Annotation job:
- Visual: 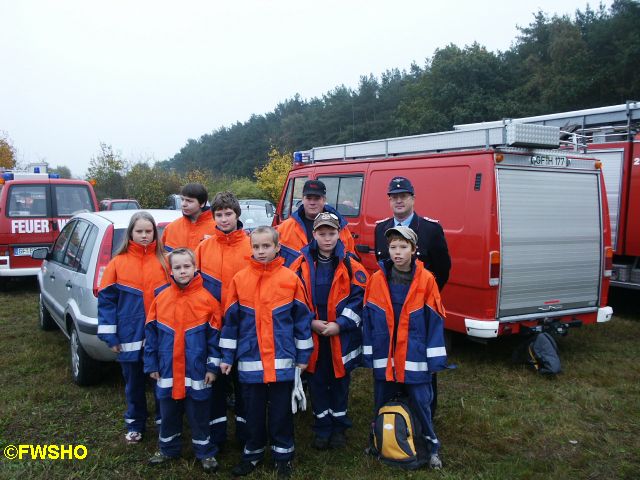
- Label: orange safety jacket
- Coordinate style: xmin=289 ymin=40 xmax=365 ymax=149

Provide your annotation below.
xmin=195 ymin=226 xmax=251 ymax=305
xmin=363 ymin=259 xmax=447 ymax=384
xmin=220 ymin=256 xmax=314 ymax=384
xmin=98 ymin=241 xmax=169 ymax=362
xmin=277 ymin=204 xmax=356 ymax=266
xmin=162 ymin=208 xmax=217 ymax=252
xmin=144 ymin=274 xmax=222 ymax=400
xmin=290 ymin=240 xmax=368 ymax=377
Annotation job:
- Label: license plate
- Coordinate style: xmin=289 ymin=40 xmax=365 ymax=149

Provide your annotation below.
xmin=530 ymin=154 xmax=569 ymax=167
xmin=14 ymin=247 xmax=37 ymax=256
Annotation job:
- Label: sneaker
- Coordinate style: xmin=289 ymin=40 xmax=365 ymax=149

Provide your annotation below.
xmin=201 ymin=456 xmax=219 ymax=473
xmin=148 ymin=451 xmax=175 ymax=466
xmin=124 ymin=431 xmax=142 ymax=444
xmin=429 ymin=453 xmax=443 ymax=470
xmin=231 ymin=459 xmax=262 ymax=476
xmin=329 ymin=431 xmax=346 ymax=449
xmin=311 ymin=435 xmax=330 ymax=450
xmin=275 ymin=460 xmax=293 ymax=479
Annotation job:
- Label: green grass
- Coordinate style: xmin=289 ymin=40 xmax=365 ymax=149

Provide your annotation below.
xmin=1 ymin=279 xmax=639 ymax=479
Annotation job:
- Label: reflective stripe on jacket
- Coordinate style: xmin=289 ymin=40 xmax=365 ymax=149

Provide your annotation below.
xmin=97 ymin=241 xmax=169 ymax=362
xmin=220 ymin=256 xmax=314 ymax=384
xmin=195 ymin=225 xmax=251 ymax=305
xmin=362 ymin=259 xmax=447 ymax=384
xmin=144 ymin=274 xmax=222 ymax=401
xmin=162 ymin=208 xmax=216 ymax=252
xmin=289 ymin=240 xmax=367 ymax=377
xmin=277 ymin=204 xmax=356 ymax=267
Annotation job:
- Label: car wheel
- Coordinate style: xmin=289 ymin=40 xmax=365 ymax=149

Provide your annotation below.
xmin=69 ymin=324 xmax=99 ymax=386
xmin=38 ymin=294 xmax=57 ymax=331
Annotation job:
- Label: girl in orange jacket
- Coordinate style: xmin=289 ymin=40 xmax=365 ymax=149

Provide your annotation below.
xmin=98 ymin=211 xmax=169 ymax=443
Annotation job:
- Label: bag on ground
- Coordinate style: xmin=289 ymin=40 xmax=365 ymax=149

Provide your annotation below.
xmin=370 ymin=398 xmax=429 ymax=470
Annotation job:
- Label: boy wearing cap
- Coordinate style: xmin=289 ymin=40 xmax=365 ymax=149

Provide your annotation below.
xmin=277 ymin=179 xmax=356 ymax=266
xmin=290 ymin=212 xmax=368 ymax=450
xmin=163 ymin=183 xmax=217 ymax=252
xmin=363 ymin=226 xmax=447 ymax=469
xmin=219 ymin=226 xmax=314 ymax=479
xmin=195 ymin=191 xmax=252 ymax=450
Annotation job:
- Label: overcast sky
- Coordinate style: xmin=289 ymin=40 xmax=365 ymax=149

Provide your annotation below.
xmin=1 ymin=0 xmax=609 ymax=176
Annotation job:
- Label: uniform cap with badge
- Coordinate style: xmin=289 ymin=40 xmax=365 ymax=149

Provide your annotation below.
xmin=387 ymin=176 xmax=414 ymax=195
xmin=313 ymin=212 xmax=340 ymax=230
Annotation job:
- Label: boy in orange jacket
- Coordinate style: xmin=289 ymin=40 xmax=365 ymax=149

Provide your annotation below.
xmin=195 ymin=191 xmax=252 ymax=448
xmin=219 ymin=226 xmax=314 ymax=479
xmin=144 ymin=248 xmax=222 ymax=473
xmin=162 ymin=183 xmax=216 ymax=252
xmin=289 ymin=212 xmax=368 ymax=450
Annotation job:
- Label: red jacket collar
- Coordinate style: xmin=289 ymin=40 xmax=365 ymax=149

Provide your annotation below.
xmin=214 ymin=226 xmax=247 ymax=245
xmin=248 ymin=255 xmax=285 ymax=273
xmin=169 ymin=272 xmax=204 ymax=293
xmin=127 ymin=240 xmax=157 ymax=257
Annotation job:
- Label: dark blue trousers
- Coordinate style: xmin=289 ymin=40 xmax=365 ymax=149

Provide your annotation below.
xmin=120 ymin=361 xmax=148 ymax=433
xmin=210 ymin=367 xmax=248 ymax=446
xmin=307 ymin=340 xmax=352 ymax=439
xmin=158 ymin=397 xmax=217 ymax=459
xmin=241 ymin=381 xmax=294 ymax=462
xmin=374 ymin=379 xmax=440 ymax=453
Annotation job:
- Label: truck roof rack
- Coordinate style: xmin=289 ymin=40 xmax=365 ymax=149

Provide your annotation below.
xmin=454 ymin=101 xmax=640 ymax=148
xmin=294 ymin=123 xmax=560 ymax=164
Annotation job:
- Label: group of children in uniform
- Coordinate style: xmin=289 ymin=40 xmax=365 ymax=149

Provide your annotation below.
xmin=97 ymin=180 xmax=447 ymax=478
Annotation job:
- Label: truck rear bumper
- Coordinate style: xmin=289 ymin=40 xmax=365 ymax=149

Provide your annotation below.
xmin=597 ymin=306 xmax=613 ymax=323
xmin=464 ymin=319 xmax=499 ymax=338
xmin=0 ymin=262 xmax=40 ymax=277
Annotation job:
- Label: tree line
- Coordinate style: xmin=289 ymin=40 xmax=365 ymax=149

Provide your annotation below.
xmin=161 ymin=0 xmax=640 ymax=178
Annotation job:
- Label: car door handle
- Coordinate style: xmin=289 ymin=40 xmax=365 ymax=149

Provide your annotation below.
xmin=65 ymin=280 xmax=73 ymax=289
xmin=356 ymin=244 xmax=371 ymax=253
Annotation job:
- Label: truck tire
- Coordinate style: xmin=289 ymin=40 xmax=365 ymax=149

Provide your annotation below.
xmin=69 ymin=324 xmax=99 ymax=386
xmin=39 ymin=294 xmax=57 ymax=331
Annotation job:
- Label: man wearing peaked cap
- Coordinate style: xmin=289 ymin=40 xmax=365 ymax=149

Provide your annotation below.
xmin=277 ymin=179 xmax=357 ymax=267
xmin=374 ymin=176 xmax=450 ymax=290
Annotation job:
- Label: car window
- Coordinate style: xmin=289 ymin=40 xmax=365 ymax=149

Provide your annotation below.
xmin=53 ymin=185 xmax=95 ymax=216
xmin=50 ymin=220 xmax=77 ymax=264
xmin=7 ymin=184 xmax=48 ymax=217
xmin=240 ymin=205 xmax=274 ymax=228
xmin=111 ymin=228 xmax=127 ymax=256
xmin=62 ymin=220 xmax=90 ymax=270
xmin=317 ymin=175 xmax=364 ymax=217
xmin=281 ymin=176 xmax=308 ymax=220
xmin=111 ymin=202 xmax=136 ymax=210
xmin=77 ymin=225 xmax=98 ymax=273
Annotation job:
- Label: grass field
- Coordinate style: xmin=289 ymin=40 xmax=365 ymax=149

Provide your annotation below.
xmin=1 ymin=279 xmax=638 ymax=480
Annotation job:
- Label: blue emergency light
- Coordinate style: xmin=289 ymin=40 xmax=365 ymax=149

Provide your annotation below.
xmin=34 ymin=167 xmax=40 ymax=173
xmin=293 ymin=150 xmax=311 ymax=165
xmin=2 ymin=173 xmax=14 ymax=181
xmin=49 ymin=173 xmax=60 ymax=179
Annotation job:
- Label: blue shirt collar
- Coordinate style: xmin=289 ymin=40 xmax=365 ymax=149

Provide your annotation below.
xmin=393 ymin=212 xmax=415 ymax=227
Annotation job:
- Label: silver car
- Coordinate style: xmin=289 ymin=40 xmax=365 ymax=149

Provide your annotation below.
xmin=33 ymin=209 xmax=181 ymax=386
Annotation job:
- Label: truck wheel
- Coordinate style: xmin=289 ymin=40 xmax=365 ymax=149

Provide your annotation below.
xmin=39 ymin=294 xmax=57 ymax=331
xmin=444 ymin=330 xmax=453 ymax=354
xmin=69 ymin=324 xmax=99 ymax=386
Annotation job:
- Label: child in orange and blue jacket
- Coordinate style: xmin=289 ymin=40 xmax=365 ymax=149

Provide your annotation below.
xmin=98 ymin=211 xmax=169 ymax=443
xmin=219 ymin=226 xmax=314 ymax=479
xmin=362 ymin=226 xmax=447 ymax=470
xmin=195 ymin=191 xmax=252 ymax=448
xmin=162 ymin=183 xmax=217 ymax=252
xmin=289 ymin=212 xmax=368 ymax=450
xmin=144 ymin=248 xmax=222 ymax=473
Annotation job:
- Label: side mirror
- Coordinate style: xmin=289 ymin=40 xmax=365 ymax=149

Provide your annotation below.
xmin=31 ymin=247 xmax=49 ymax=260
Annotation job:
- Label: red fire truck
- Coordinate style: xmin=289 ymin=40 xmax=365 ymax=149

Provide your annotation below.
xmin=0 ymin=164 xmax=98 ymax=278
xmin=456 ymin=102 xmax=640 ymax=289
xmin=275 ymin=123 xmax=613 ymax=339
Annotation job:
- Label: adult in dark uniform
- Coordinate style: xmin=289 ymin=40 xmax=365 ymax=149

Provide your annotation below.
xmin=374 ymin=177 xmax=450 ymax=290
xmin=374 ymin=176 xmax=451 ymax=418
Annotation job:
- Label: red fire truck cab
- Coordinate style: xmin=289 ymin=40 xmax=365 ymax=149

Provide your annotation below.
xmin=275 ymin=123 xmax=613 ymax=339
xmin=0 ymin=165 xmax=98 ymax=278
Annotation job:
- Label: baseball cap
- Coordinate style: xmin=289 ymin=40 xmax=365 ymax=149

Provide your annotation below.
xmin=313 ymin=212 xmax=340 ymax=230
xmin=303 ymin=179 xmax=326 ymax=196
xmin=385 ymin=226 xmax=418 ymax=246
xmin=387 ymin=176 xmax=414 ymax=195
